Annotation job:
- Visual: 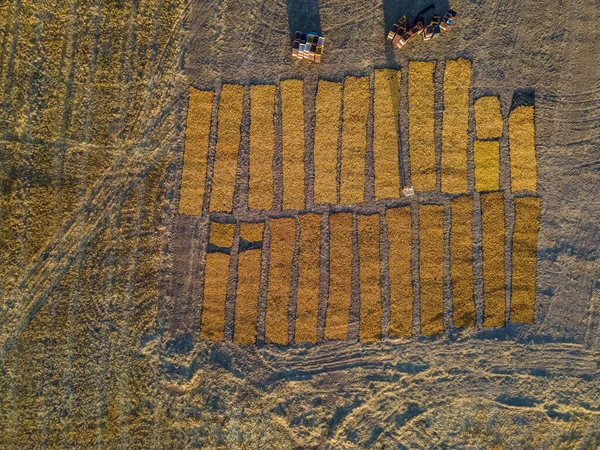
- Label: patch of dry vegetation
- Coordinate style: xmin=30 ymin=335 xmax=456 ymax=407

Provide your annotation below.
xmin=450 ymin=196 xmax=475 ymax=328
xmin=474 ymin=96 xmax=503 ymax=139
xmin=358 ymin=214 xmax=382 ymax=342
xmin=509 ymin=106 xmax=537 ymax=192
xmin=474 ymin=140 xmax=500 ymax=191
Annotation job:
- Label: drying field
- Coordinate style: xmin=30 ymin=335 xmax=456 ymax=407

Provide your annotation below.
xmin=0 ymin=0 xmax=599 ymax=448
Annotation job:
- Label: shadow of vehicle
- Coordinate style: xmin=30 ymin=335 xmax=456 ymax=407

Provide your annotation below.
xmin=286 ymin=0 xmax=322 ymax=44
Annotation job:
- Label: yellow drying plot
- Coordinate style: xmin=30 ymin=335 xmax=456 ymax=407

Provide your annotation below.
xmin=419 ymin=204 xmax=445 ymax=335
xmin=373 ymin=69 xmax=401 ymax=200
xmin=358 ymin=214 xmax=382 ymax=342
xmin=474 ymin=140 xmax=500 ymax=191
xmin=474 ymin=96 xmax=503 ymax=139
xmin=441 ymin=58 xmax=471 ymax=193
xmin=179 ymin=88 xmax=213 ymax=215
xmin=265 ymin=218 xmax=296 ymax=345
xmin=408 ymin=61 xmax=437 ymax=191
xmin=280 ymin=79 xmax=306 ymax=210
xmin=295 ymin=213 xmax=321 ymax=343
xmin=450 ymin=196 xmax=475 ymax=328
xmin=234 ymin=222 xmax=265 ymax=345
xmin=210 ymin=84 xmax=244 ymax=212
xmin=386 ymin=206 xmax=413 ymax=337
xmin=510 ymin=197 xmax=541 ymax=323
xmin=480 ymin=192 xmax=506 ymax=327
xmin=340 ymin=76 xmax=369 ymax=204
xmin=324 ymin=213 xmax=353 ymax=340
xmin=509 ymin=106 xmax=537 ymax=192
xmin=200 ymin=223 xmax=235 ymax=340
xmin=248 ymin=84 xmax=275 ymax=210
xmin=314 ymin=80 xmax=342 ymax=204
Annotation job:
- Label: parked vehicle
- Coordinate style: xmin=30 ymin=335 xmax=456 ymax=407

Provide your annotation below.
xmin=387 ymin=8 xmax=456 ymax=50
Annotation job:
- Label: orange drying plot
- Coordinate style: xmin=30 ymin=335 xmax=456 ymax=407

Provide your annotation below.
xmin=295 ymin=213 xmax=321 ymax=343
xmin=373 ymin=69 xmax=401 ymax=200
xmin=210 ymin=84 xmax=244 ymax=212
xmin=340 ymin=76 xmax=369 ymax=204
xmin=386 ymin=206 xmax=413 ymax=337
xmin=264 ymin=218 xmax=296 ymax=344
xmin=509 ymin=106 xmax=537 ymax=192
xmin=248 ymin=84 xmax=275 ymax=210
xmin=179 ymin=88 xmax=213 ymax=215
xmin=234 ymin=222 xmax=265 ymax=345
xmin=510 ymin=196 xmax=541 ymax=323
xmin=474 ymin=96 xmax=503 ymax=139
xmin=418 ymin=204 xmax=445 ymax=335
xmin=473 ymin=140 xmax=500 ymax=192
xmin=408 ymin=61 xmax=436 ymax=191
xmin=313 ymin=80 xmax=342 ymax=204
xmin=441 ymin=58 xmax=471 ymax=194
xmin=324 ymin=213 xmax=353 ymax=340
xmin=358 ymin=214 xmax=382 ymax=342
xmin=450 ymin=196 xmax=475 ymax=328
xmin=480 ymin=192 xmax=506 ymax=327
xmin=280 ymin=79 xmax=306 ymax=210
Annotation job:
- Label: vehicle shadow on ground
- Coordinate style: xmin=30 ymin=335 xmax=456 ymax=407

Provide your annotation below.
xmin=286 ymin=0 xmax=322 ymax=43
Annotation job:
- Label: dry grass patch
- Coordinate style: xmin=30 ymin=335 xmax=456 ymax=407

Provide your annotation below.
xmin=210 ymin=84 xmax=244 ymax=212
xmin=419 ymin=204 xmax=445 ymax=335
xmin=474 ymin=140 xmax=500 ymax=191
xmin=373 ymin=69 xmax=401 ymax=200
xmin=340 ymin=76 xmax=369 ymax=204
xmin=509 ymin=106 xmax=537 ymax=192
xmin=510 ymin=196 xmax=541 ymax=323
xmin=450 ymin=196 xmax=475 ymax=328
xmin=280 ymin=79 xmax=306 ymax=210
xmin=480 ymin=192 xmax=506 ymax=327
xmin=358 ymin=214 xmax=382 ymax=342
xmin=324 ymin=213 xmax=353 ymax=340
xmin=295 ymin=213 xmax=321 ymax=343
xmin=248 ymin=84 xmax=276 ymax=210
xmin=265 ymin=218 xmax=296 ymax=345
xmin=474 ymin=96 xmax=503 ymax=139
xmin=386 ymin=206 xmax=413 ymax=337
xmin=179 ymin=88 xmax=214 ymax=215
xmin=408 ymin=61 xmax=437 ymax=191
xmin=441 ymin=58 xmax=471 ymax=193
xmin=314 ymin=80 xmax=342 ymax=204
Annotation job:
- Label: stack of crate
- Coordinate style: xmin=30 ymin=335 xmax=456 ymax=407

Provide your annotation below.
xmin=291 ymin=31 xmax=325 ymax=63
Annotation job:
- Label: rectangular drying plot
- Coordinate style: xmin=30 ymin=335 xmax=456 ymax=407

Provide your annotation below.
xmin=419 ymin=204 xmax=445 ymax=335
xmin=480 ymin=192 xmax=506 ymax=327
xmin=474 ymin=96 xmax=503 ymax=139
xmin=510 ymin=196 xmax=540 ymax=323
xmin=408 ymin=61 xmax=437 ymax=191
xmin=358 ymin=214 xmax=382 ymax=342
xmin=340 ymin=76 xmax=370 ymax=204
xmin=234 ymin=222 xmax=265 ymax=345
xmin=313 ymin=80 xmax=342 ymax=204
xmin=280 ymin=79 xmax=306 ymax=210
xmin=324 ymin=213 xmax=353 ymax=340
xmin=295 ymin=213 xmax=321 ymax=343
xmin=210 ymin=84 xmax=244 ymax=212
xmin=474 ymin=140 xmax=500 ymax=191
xmin=373 ymin=69 xmax=401 ymax=200
xmin=509 ymin=105 xmax=537 ymax=192
xmin=265 ymin=218 xmax=296 ymax=344
xmin=179 ymin=88 xmax=213 ymax=215
xmin=248 ymin=85 xmax=276 ymax=210
xmin=450 ymin=196 xmax=475 ymax=328
xmin=200 ymin=222 xmax=235 ymax=340
xmin=441 ymin=59 xmax=471 ymax=194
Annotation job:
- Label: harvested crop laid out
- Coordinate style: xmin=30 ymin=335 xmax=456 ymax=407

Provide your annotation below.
xmin=210 ymin=84 xmax=244 ymax=212
xmin=474 ymin=96 xmax=503 ymax=139
xmin=248 ymin=85 xmax=276 ymax=210
xmin=408 ymin=61 xmax=437 ymax=191
xmin=441 ymin=58 xmax=471 ymax=193
xmin=450 ymin=196 xmax=475 ymax=328
xmin=474 ymin=140 xmax=500 ymax=191
xmin=313 ymin=80 xmax=342 ymax=204
xmin=280 ymin=79 xmax=306 ymax=210
xmin=373 ymin=69 xmax=401 ymax=200
xmin=340 ymin=76 xmax=370 ymax=204
xmin=509 ymin=106 xmax=537 ymax=192
xmin=358 ymin=214 xmax=382 ymax=342
xmin=510 ymin=196 xmax=541 ymax=323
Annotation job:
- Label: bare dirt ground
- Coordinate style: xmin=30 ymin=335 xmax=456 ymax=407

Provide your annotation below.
xmin=0 ymin=0 xmax=599 ymax=448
